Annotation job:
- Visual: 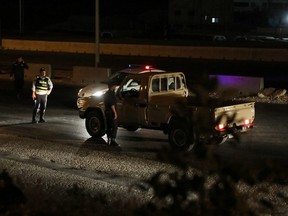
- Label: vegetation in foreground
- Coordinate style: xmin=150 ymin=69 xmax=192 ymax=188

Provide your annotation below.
xmin=1 ymin=150 xmax=287 ymax=215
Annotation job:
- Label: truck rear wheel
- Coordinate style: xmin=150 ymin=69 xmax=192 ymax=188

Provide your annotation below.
xmin=168 ymin=122 xmax=195 ymax=151
xmin=85 ymin=111 xmax=106 ymax=138
xmin=124 ymin=126 xmax=139 ymax=132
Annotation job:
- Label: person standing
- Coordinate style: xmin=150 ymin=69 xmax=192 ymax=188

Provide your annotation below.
xmin=104 ymin=82 xmax=119 ymax=146
xmin=31 ymin=68 xmax=53 ymax=123
xmin=10 ymin=56 xmax=29 ymax=99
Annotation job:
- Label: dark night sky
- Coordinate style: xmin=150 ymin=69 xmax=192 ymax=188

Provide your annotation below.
xmin=1 ymin=1 xmax=93 ymax=27
xmin=0 ymin=0 xmax=168 ymax=33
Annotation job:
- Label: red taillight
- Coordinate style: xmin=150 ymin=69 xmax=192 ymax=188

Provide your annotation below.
xmin=145 ymin=65 xmax=150 ymax=70
xmin=217 ymin=124 xmax=225 ymax=131
xmin=244 ymin=119 xmax=250 ymax=125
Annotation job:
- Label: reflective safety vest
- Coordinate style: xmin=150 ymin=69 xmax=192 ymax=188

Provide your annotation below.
xmin=35 ymin=76 xmax=51 ymax=95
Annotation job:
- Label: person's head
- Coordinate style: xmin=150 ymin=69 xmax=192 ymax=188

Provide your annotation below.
xmin=108 ymin=82 xmax=117 ymax=91
xmin=17 ymin=56 xmax=23 ymax=62
xmin=40 ymin=67 xmax=46 ymax=77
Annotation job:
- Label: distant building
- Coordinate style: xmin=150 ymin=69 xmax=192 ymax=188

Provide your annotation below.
xmin=234 ymin=0 xmax=266 ymax=12
xmin=168 ymin=0 xmax=233 ymax=32
xmin=234 ymin=0 xmax=288 ymax=28
xmin=234 ymin=0 xmax=288 ymax=12
xmin=168 ymin=0 xmax=288 ymax=33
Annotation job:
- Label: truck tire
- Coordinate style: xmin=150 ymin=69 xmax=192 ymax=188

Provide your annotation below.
xmin=85 ymin=111 xmax=106 ymax=138
xmin=124 ymin=126 xmax=139 ymax=132
xmin=168 ymin=122 xmax=195 ymax=151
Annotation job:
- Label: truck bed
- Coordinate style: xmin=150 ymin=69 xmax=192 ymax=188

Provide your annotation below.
xmin=187 ymin=96 xmax=255 ymax=128
xmin=214 ymin=101 xmax=255 ymax=128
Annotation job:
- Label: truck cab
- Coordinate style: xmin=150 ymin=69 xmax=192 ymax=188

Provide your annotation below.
xmin=116 ymin=72 xmax=188 ymax=130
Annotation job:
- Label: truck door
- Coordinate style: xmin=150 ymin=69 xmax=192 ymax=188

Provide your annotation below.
xmin=147 ymin=76 xmax=173 ymax=127
xmin=147 ymin=74 xmax=188 ymax=127
xmin=116 ymin=77 xmax=144 ymax=126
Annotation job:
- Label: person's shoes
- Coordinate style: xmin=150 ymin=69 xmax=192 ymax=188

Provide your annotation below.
xmin=110 ymin=141 xmax=119 ymax=146
xmin=39 ymin=119 xmax=46 ymax=123
xmin=32 ymin=119 xmax=37 ymax=123
xmin=110 ymin=140 xmax=119 ymax=147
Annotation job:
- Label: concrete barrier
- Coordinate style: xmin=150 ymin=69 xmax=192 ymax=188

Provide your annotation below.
xmin=0 ymin=63 xmax=109 ymax=86
xmin=2 ymin=39 xmax=95 ymax=53
xmin=209 ymin=74 xmax=264 ymax=96
xmin=0 ymin=59 xmax=264 ymax=96
xmin=71 ymin=66 xmax=111 ymax=86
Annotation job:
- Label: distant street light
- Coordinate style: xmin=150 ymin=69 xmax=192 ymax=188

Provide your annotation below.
xmin=95 ymin=0 xmax=100 ymax=68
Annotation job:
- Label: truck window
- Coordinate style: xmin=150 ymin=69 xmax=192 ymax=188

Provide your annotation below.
xmin=176 ymin=76 xmax=181 ymax=89
xmin=161 ymin=78 xmax=167 ymax=91
xmin=168 ymin=77 xmax=175 ymax=90
xmin=151 ymin=76 xmax=183 ymax=93
xmin=120 ymin=78 xmax=141 ymax=97
xmin=152 ymin=78 xmax=160 ymax=92
xmin=180 ymin=75 xmax=186 ymax=89
xmin=107 ymin=71 xmax=127 ymax=86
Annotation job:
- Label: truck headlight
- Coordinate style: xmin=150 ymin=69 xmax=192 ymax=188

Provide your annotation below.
xmin=92 ymin=89 xmax=107 ymax=97
xmin=93 ymin=90 xmax=105 ymax=97
xmin=78 ymin=88 xmax=83 ymax=97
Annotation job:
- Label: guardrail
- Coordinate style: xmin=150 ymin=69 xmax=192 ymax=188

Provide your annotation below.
xmin=2 ymin=39 xmax=288 ymax=62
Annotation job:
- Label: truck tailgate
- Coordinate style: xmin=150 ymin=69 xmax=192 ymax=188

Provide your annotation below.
xmin=214 ymin=102 xmax=255 ymax=128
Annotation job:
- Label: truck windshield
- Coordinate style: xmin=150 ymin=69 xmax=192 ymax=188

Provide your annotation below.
xmin=103 ymin=72 xmax=127 ymax=86
xmin=119 ymin=78 xmax=141 ymax=98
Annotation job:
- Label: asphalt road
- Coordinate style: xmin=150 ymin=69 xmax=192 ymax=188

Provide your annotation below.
xmin=0 ymin=78 xmax=287 ymax=163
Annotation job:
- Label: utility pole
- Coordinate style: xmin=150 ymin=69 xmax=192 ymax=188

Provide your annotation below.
xmin=95 ymin=0 xmax=100 ymax=68
xmin=19 ymin=0 xmax=22 ymax=33
xmin=0 ymin=19 xmax=2 ymax=48
xmin=19 ymin=0 xmax=23 ymax=33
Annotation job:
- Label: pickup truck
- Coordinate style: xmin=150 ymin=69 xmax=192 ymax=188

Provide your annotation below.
xmin=77 ymin=71 xmax=255 ymax=151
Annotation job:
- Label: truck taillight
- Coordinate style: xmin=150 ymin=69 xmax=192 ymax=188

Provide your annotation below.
xmin=217 ymin=124 xmax=225 ymax=131
xmin=244 ymin=119 xmax=250 ymax=125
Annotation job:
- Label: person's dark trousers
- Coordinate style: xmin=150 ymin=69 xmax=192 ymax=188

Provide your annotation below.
xmin=14 ymin=79 xmax=24 ymax=98
xmin=32 ymin=94 xmax=47 ymax=122
xmin=105 ymin=111 xmax=118 ymax=144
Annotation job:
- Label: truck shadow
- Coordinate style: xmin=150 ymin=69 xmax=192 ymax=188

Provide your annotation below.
xmin=77 ymin=137 xmax=120 ymax=157
xmin=77 ymin=135 xmax=166 ymax=157
xmin=0 ymin=122 xmax=35 ymax=128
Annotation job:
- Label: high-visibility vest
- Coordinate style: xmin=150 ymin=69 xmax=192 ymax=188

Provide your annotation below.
xmin=35 ymin=76 xmax=50 ymax=94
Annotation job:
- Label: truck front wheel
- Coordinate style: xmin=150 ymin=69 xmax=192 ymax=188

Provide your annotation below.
xmin=168 ymin=122 xmax=195 ymax=151
xmin=85 ymin=111 xmax=106 ymax=138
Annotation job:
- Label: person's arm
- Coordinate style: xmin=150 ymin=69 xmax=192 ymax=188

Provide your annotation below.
xmin=111 ymin=105 xmax=117 ymax=120
xmin=32 ymin=91 xmax=36 ymax=100
xmin=20 ymin=57 xmax=28 ymax=69
xmin=47 ymin=78 xmax=53 ymax=95
xmin=47 ymin=89 xmax=52 ymax=95
xmin=32 ymin=79 xmax=36 ymax=100
xmin=23 ymin=62 xmax=29 ymax=69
